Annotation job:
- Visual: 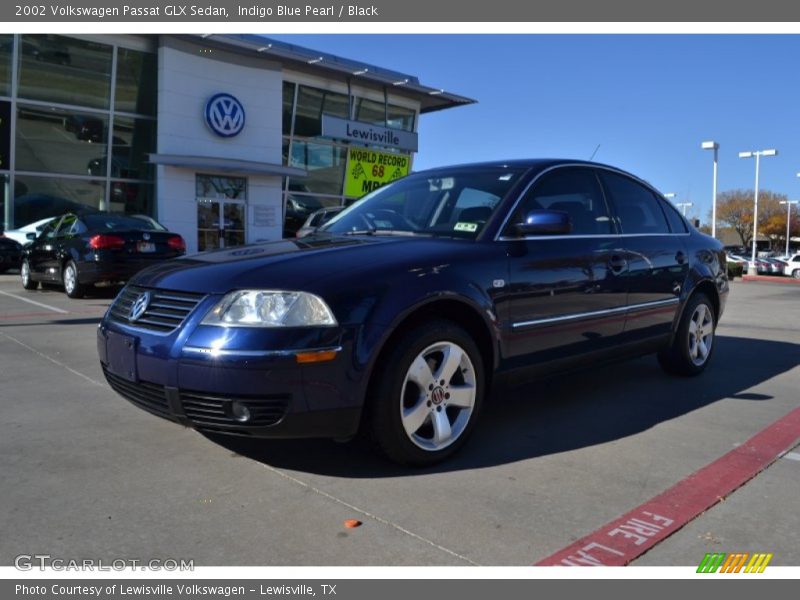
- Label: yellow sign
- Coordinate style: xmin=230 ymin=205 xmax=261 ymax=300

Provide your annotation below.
xmin=344 ymin=148 xmax=411 ymax=198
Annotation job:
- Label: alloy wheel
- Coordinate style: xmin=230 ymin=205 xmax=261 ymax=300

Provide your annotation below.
xmin=64 ymin=264 xmax=76 ymax=294
xmin=688 ymin=303 xmax=714 ymax=366
xmin=399 ymin=341 xmax=477 ymax=452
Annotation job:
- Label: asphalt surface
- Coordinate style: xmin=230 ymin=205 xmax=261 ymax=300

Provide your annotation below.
xmin=0 ymin=272 xmax=798 ymax=566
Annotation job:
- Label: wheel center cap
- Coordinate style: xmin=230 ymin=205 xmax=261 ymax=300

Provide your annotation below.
xmin=431 ymin=386 xmax=446 ymax=406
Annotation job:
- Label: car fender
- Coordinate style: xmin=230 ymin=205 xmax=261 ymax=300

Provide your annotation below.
xmin=670 ymin=247 xmax=727 ymax=342
xmin=345 ymin=277 xmax=501 ymax=406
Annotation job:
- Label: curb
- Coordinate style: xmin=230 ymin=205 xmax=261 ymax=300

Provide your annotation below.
xmin=741 ymin=275 xmax=800 ymax=284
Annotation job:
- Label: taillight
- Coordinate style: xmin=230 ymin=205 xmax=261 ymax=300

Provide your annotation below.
xmin=89 ymin=234 xmax=125 ymax=250
xmin=167 ymin=235 xmax=186 ymax=252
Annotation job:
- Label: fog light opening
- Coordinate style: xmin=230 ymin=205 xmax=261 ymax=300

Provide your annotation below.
xmin=231 ymin=401 xmax=251 ymax=423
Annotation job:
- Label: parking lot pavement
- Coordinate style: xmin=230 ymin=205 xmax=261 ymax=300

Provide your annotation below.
xmin=0 ymin=273 xmax=798 ymax=566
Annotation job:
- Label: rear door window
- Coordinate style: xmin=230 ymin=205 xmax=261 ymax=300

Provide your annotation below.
xmin=599 ymin=171 xmax=671 ymax=235
xmin=658 ymin=197 xmax=688 ymax=233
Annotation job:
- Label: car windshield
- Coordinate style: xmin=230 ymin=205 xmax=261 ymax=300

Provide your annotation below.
xmin=321 ymin=167 xmax=527 ymax=239
xmin=83 ymin=214 xmax=162 ymax=231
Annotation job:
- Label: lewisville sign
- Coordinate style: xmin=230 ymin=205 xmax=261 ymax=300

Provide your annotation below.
xmin=321 ymin=115 xmax=418 ymax=152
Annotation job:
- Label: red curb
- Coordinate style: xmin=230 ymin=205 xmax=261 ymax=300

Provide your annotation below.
xmin=535 ymin=405 xmax=800 ymax=566
xmin=741 ymin=275 xmax=800 ymax=284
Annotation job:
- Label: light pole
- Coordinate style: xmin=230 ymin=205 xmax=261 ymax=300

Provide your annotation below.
xmin=701 ymin=141 xmax=719 ymax=238
xmin=739 ymin=149 xmax=778 ymax=275
xmin=779 ymin=200 xmax=798 ymax=257
xmin=676 ymin=202 xmax=693 ymax=217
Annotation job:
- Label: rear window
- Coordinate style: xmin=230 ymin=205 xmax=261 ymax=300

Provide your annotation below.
xmin=83 ymin=214 xmax=161 ymax=231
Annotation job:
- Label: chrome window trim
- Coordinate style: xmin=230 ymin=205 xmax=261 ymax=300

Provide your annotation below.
xmin=494 ymin=163 xmax=687 ymax=241
xmin=511 ymin=297 xmax=680 ymax=330
xmin=497 ymin=232 xmax=691 ymax=241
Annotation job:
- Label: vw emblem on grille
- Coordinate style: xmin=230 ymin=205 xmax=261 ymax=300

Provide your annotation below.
xmin=204 ymin=93 xmax=245 ymax=138
xmin=142 ymin=232 xmax=150 ymax=240
xmin=129 ymin=291 xmax=152 ymax=322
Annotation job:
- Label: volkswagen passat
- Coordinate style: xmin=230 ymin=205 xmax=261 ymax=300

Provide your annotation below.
xmin=98 ymin=160 xmax=728 ymax=465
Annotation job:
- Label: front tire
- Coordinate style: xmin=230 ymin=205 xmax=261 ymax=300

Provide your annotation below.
xmin=658 ymin=293 xmax=716 ymax=376
xmin=62 ymin=260 xmax=84 ymax=298
xmin=793 ymin=269 xmax=800 ymax=280
xmin=369 ymin=319 xmax=485 ymax=466
xmin=21 ymin=260 xmax=38 ymax=290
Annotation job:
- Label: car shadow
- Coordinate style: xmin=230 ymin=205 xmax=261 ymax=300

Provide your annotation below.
xmin=204 ymin=335 xmax=799 ymax=477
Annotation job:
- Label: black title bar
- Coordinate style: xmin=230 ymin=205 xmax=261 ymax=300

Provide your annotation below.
xmin=4 ymin=0 xmax=800 ymax=22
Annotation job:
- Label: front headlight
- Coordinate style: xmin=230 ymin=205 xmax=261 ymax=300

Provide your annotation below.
xmin=201 ymin=290 xmax=337 ymax=327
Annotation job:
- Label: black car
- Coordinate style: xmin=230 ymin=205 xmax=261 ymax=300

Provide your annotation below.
xmin=22 ymin=212 xmax=186 ymax=298
xmin=0 ymin=236 xmax=23 ymax=273
xmin=98 ymin=160 xmax=728 ymax=465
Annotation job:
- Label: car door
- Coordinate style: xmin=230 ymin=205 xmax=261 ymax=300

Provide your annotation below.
xmin=597 ymin=170 xmax=688 ymax=339
xmin=498 ymin=166 xmax=627 ymax=367
xmin=47 ymin=214 xmax=82 ymax=281
xmin=28 ymin=216 xmax=63 ymax=280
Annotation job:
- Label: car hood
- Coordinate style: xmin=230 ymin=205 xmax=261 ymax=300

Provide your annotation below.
xmin=131 ymin=234 xmax=463 ymax=295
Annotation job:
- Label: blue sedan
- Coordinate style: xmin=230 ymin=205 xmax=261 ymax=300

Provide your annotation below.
xmin=98 ymin=159 xmax=728 ymax=465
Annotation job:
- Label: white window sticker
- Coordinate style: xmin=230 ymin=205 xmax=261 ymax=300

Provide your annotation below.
xmin=454 ymin=222 xmax=478 ymax=232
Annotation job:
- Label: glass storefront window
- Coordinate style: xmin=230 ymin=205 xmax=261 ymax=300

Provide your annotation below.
xmin=0 ymin=35 xmax=12 ymax=97
xmin=14 ymin=174 xmax=104 ymax=227
xmin=115 ymin=48 xmax=157 ymax=116
xmin=387 ymin=105 xmax=415 ymax=132
xmin=282 ymin=138 xmax=290 ymax=166
xmin=293 ymin=85 xmax=350 ymax=137
xmin=16 ymin=104 xmax=108 ymax=176
xmin=283 ymin=191 xmax=342 ymax=236
xmin=282 ymin=81 xmax=295 ymax=136
xmin=112 ymin=116 xmax=155 ymax=180
xmin=289 ymin=142 xmax=346 ymax=195
xmin=196 ymin=174 xmax=246 ymax=199
xmin=355 ymin=98 xmax=386 ymax=127
xmin=108 ymin=181 xmax=153 ymax=215
xmin=18 ymin=35 xmax=112 ymax=109
xmin=0 ymin=101 xmax=10 ymax=171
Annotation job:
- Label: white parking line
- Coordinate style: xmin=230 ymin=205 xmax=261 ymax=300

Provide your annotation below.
xmin=0 ymin=290 xmax=69 ymax=314
xmin=781 ymin=452 xmax=800 ymax=462
xmin=0 ymin=330 xmax=104 ymax=388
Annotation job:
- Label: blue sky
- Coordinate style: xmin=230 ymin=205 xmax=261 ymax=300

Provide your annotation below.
xmin=272 ymin=34 xmax=800 ymax=223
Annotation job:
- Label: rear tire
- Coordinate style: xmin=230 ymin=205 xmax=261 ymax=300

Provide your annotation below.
xmin=62 ymin=260 xmax=84 ymax=298
xmin=21 ymin=260 xmax=38 ymax=290
xmin=658 ymin=293 xmax=716 ymax=377
xmin=368 ymin=319 xmax=485 ymax=466
xmin=793 ymin=269 xmax=800 ymax=280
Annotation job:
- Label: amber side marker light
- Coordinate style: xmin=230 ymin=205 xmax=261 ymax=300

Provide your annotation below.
xmin=295 ymin=349 xmax=339 ymax=364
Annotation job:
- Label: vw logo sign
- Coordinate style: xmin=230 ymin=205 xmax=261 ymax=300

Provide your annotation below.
xmin=204 ymin=93 xmax=245 ymax=138
xmin=129 ymin=291 xmax=152 ymax=323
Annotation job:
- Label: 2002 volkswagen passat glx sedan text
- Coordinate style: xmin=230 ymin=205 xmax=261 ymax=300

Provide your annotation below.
xmin=98 ymin=160 xmax=728 ymax=465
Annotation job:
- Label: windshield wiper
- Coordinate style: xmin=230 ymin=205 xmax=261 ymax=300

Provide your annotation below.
xmin=342 ymin=229 xmax=428 ymax=237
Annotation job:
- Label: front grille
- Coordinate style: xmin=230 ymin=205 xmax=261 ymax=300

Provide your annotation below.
xmin=108 ymin=285 xmax=205 ymax=333
xmin=181 ymin=390 xmax=290 ymax=428
xmin=103 ymin=367 xmax=172 ymax=419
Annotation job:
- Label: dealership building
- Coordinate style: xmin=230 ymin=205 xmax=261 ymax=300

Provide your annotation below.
xmin=0 ymin=34 xmax=473 ymax=251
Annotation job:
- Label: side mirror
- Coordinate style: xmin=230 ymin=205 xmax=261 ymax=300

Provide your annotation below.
xmin=512 ymin=209 xmax=571 ymax=236
xmin=26 ymin=232 xmax=37 ymax=241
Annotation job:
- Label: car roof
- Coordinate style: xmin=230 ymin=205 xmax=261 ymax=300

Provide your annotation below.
xmin=412 ymin=158 xmax=624 ymax=175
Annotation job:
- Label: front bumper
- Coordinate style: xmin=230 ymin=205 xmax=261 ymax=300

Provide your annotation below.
xmin=97 ymin=292 xmax=365 ymax=440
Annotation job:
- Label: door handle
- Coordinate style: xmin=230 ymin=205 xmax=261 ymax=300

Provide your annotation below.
xmin=608 ymin=254 xmax=627 ymax=273
xmin=675 ymin=251 xmax=687 ymax=265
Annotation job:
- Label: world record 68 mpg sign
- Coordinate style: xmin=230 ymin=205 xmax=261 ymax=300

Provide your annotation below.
xmin=344 ymin=148 xmax=412 ymax=198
